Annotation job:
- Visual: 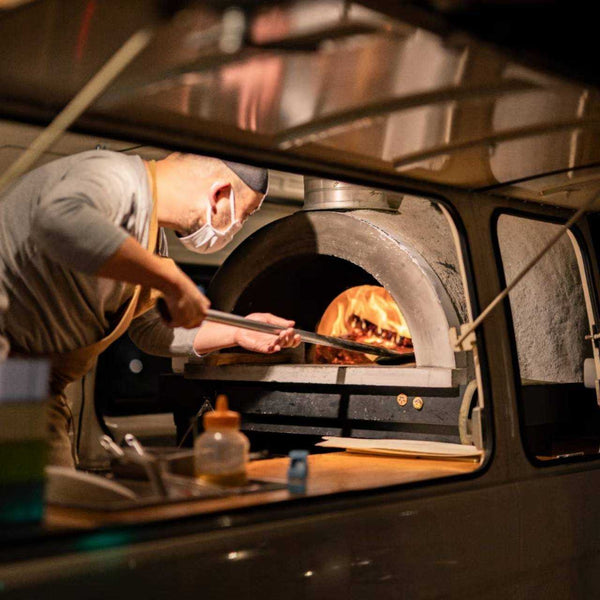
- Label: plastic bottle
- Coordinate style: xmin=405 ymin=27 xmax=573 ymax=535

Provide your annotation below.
xmin=194 ymin=395 xmax=249 ymax=486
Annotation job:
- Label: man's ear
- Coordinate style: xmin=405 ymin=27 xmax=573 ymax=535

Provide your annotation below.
xmin=209 ymin=180 xmax=232 ymax=214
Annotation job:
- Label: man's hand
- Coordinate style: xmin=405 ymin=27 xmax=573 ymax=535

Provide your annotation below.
xmin=160 ymin=264 xmax=210 ymax=329
xmin=233 ymin=313 xmax=302 ymax=353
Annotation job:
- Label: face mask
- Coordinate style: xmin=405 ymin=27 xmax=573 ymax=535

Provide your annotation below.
xmin=178 ymin=187 xmax=242 ymax=254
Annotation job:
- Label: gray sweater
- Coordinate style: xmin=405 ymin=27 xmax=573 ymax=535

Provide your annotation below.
xmin=0 ymin=150 xmax=197 ymax=357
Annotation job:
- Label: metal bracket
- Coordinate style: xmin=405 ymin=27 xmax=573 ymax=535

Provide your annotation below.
xmin=584 ymin=324 xmax=600 ymax=348
xmin=450 ymin=324 xmax=477 ymax=352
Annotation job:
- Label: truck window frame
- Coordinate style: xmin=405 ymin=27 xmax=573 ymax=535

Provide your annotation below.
xmin=491 ymin=207 xmax=600 ymax=468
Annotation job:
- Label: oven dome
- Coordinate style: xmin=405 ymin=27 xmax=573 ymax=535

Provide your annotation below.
xmin=208 ymin=198 xmax=467 ymax=369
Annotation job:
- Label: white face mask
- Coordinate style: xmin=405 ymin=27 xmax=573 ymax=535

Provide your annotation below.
xmin=178 ymin=188 xmax=242 ymax=254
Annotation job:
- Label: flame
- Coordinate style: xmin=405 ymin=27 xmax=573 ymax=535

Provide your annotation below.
xmin=314 ymin=285 xmax=413 ymax=364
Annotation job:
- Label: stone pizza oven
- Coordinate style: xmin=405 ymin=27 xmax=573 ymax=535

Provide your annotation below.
xmin=172 ymin=180 xmax=589 ymax=450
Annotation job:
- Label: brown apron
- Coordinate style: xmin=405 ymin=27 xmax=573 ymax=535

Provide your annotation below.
xmin=43 ymin=160 xmax=164 ymax=466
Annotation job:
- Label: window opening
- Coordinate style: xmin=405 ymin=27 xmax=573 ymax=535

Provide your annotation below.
xmin=496 ymin=213 xmax=600 ymax=461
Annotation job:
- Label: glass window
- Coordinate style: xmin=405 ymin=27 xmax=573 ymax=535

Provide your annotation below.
xmin=496 ymin=213 xmax=600 ymax=461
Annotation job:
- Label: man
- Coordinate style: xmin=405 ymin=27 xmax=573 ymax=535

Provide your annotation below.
xmin=0 ymin=150 xmax=301 ymax=467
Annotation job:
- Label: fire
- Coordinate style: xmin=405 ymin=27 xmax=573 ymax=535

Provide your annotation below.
xmin=313 ymin=285 xmax=413 ymax=364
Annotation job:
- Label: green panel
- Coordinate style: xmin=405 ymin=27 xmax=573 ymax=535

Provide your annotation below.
xmin=0 ymin=440 xmax=46 ymax=483
xmin=0 ymin=481 xmax=44 ymax=523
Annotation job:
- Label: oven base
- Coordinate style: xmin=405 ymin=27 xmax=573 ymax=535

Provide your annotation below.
xmin=161 ymin=374 xmax=468 ymax=450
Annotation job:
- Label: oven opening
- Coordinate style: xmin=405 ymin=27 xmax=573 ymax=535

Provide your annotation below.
xmin=233 ymin=254 xmax=377 ymax=333
xmin=228 ymin=253 xmax=419 ymax=367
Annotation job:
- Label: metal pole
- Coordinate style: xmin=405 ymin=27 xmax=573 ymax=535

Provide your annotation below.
xmin=0 ymin=28 xmax=153 ymax=196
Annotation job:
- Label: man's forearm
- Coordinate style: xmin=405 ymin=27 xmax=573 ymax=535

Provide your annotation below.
xmin=99 ymin=237 xmax=210 ymax=329
xmin=96 ymin=236 xmax=179 ymax=294
xmin=193 ymin=322 xmax=238 ymax=355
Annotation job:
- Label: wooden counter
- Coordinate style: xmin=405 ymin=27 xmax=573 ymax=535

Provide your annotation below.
xmin=45 ymin=452 xmax=479 ymax=530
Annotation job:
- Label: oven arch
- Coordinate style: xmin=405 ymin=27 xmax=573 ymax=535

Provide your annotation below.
xmin=209 ymin=207 xmax=467 ymax=369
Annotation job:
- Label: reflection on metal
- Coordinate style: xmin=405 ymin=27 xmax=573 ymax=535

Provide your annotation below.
xmin=303 ymin=177 xmax=402 ymax=211
xmin=219 ymin=7 xmax=246 ymax=55
xmin=392 ymin=117 xmax=600 ymax=170
xmin=248 ymin=21 xmax=384 ymax=52
xmin=102 ymin=7 xmax=403 ymax=108
xmin=106 ymin=24 xmax=386 ymax=106
xmin=100 ymin=48 xmax=264 ymax=106
xmin=276 ymin=80 xmax=540 ymax=150
xmin=0 ymin=1 xmax=599 ymax=203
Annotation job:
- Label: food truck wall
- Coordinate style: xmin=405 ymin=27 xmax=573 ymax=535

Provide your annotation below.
xmin=0 ymin=128 xmax=599 ymax=598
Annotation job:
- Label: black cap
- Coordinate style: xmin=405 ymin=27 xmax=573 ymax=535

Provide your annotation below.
xmin=223 ymin=160 xmax=269 ymax=195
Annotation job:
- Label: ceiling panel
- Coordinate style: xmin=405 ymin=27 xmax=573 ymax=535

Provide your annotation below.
xmin=1 ymin=0 xmax=599 ymax=206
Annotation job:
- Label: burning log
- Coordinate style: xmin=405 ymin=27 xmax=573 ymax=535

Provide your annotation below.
xmin=313 ymin=285 xmax=413 ymax=365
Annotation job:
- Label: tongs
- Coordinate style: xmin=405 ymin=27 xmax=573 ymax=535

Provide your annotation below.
xmin=158 ymin=300 xmax=406 ymax=360
xmin=206 ymin=309 xmax=406 ymax=359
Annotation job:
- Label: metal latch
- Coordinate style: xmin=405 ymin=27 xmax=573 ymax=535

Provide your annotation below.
xmin=450 ymin=324 xmax=477 ymax=352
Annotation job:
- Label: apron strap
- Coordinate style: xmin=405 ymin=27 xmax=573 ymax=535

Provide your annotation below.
xmin=84 ymin=159 xmax=160 ymax=350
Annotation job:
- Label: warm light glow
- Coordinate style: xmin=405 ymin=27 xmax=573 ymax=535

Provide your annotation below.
xmin=314 ymin=285 xmax=413 ymax=364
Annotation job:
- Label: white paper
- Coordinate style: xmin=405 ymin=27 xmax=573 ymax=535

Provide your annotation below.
xmin=317 ymin=436 xmax=482 ymax=458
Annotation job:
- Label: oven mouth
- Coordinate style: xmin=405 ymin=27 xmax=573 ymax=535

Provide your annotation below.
xmin=232 ymin=254 xmax=378 ymax=334
xmin=210 ymin=280 xmax=416 ymax=367
xmin=213 ymin=254 xmax=417 ymax=368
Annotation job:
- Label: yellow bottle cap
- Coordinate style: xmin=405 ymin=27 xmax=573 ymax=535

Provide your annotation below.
xmin=203 ymin=395 xmax=240 ymax=430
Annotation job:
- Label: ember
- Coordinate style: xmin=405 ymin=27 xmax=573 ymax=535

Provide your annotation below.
xmin=313 ymin=285 xmax=413 ymax=364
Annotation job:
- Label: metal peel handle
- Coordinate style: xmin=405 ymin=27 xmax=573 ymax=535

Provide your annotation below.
xmin=156 ymin=300 xmax=403 ymax=358
xmin=205 ymin=309 xmax=403 ymax=359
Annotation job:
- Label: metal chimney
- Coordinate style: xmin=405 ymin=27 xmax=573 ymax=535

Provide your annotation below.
xmin=303 ymin=177 xmax=403 ymax=211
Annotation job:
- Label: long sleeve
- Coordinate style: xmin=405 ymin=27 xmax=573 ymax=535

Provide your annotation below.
xmin=128 ymin=307 xmax=199 ymax=357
